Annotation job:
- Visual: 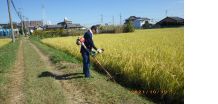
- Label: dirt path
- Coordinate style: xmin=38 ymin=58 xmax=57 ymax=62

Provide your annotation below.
xmin=7 ymin=40 xmax=25 ymax=104
xmin=28 ymin=40 xmax=87 ymax=104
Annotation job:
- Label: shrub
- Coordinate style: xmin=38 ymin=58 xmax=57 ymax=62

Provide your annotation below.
xmin=142 ymin=21 xmax=153 ymax=29
xmin=99 ymin=25 xmax=124 ymax=33
xmin=123 ymin=21 xmax=135 ymax=32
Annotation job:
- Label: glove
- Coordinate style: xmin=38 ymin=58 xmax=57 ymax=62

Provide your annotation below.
xmin=97 ymin=48 xmax=103 ymax=53
xmin=90 ymin=50 xmax=97 ymax=57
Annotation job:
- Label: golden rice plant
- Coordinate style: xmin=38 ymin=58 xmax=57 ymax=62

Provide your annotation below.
xmin=42 ymin=28 xmax=184 ymax=101
xmin=0 ymin=39 xmax=11 ymax=48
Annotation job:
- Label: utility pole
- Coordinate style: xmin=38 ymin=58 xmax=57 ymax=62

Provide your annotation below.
xmin=7 ymin=0 xmax=15 ymax=42
xmin=18 ymin=8 xmax=25 ymax=36
xmin=26 ymin=17 xmax=30 ymax=36
xmin=42 ymin=4 xmax=45 ymax=25
xmin=165 ymin=10 xmax=168 ymax=17
xmin=22 ymin=16 xmax=26 ymax=35
xmin=120 ymin=13 xmax=122 ymax=25
xmin=112 ymin=16 xmax=114 ymax=26
xmin=101 ymin=14 xmax=103 ymax=25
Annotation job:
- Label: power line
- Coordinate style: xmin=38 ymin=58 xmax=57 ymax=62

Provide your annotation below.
xmin=11 ymin=0 xmax=22 ymax=20
xmin=11 ymin=0 xmax=25 ymax=36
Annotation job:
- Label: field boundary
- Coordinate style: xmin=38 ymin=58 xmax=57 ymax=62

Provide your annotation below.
xmin=7 ymin=39 xmax=25 ymax=104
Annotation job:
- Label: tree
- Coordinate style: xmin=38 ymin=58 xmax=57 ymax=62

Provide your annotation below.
xmin=142 ymin=21 xmax=152 ymax=29
xmin=123 ymin=20 xmax=135 ymax=33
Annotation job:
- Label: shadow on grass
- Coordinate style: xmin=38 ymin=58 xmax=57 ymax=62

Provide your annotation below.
xmin=38 ymin=71 xmax=84 ymax=80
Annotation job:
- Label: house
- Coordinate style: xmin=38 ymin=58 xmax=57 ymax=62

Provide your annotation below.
xmin=125 ymin=16 xmax=152 ymax=29
xmin=57 ymin=18 xmax=73 ymax=26
xmin=156 ymin=17 xmax=184 ymax=27
xmin=45 ymin=18 xmax=83 ymax=30
xmin=45 ymin=25 xmax=63 ymax=30
xmin=30 ymin=21 xmax=43 ymax=27
xmin=66 ymin=24 xmax=83 ymax=29
xmin=0 ymin=22 xmax=19 ymax=29
xmin=21 ymin=21 xmax=43 ymax=27
xmin=57 ymin=18 xmax=83 ymax=29
xmin=18 ymin=20 xmax=43 ymax=34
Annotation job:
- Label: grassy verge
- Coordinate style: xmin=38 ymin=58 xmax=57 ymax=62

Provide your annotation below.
xmin=31 ymin=37 xmax=79 ymax=64
xmin=23 ymin=39 xmax=66 ymax=104
xmin=30 ymin=37 xmax=154 ymax=104
xmin=0 ymin=40 xmax=19 ymax=102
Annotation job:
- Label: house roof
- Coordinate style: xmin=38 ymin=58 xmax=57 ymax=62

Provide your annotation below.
xmin=67 ymin=24 xmax=82 ymax=28
xmin=168 ymin=17 xmax=184 ymax=22
xmin=156 ymin=16 xmax=184 ymax=24
xmin=46 ymin=25 xmax=63 ymax=29
xmin=126 ymin=16 xmax=150 ymax=21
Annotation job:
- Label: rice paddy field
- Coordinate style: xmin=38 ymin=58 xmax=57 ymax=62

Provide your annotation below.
xmin=41 ymin=28 xmax=184 ymax=102
xmin=0 ymin=39 xmax=11 ymax=48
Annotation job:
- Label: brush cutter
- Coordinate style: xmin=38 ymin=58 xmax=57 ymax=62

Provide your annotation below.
xmin=76 ymin=37 xmax=115 ymax=82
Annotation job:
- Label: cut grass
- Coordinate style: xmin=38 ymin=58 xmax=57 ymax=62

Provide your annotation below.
xmin=30 ymin=37 xmax=154 ymax=104
xmin=31 ymin=37 xmax=79 ymax=64
xmin=0 ymin=39 xmax=19 ymax=102
xmin=23 ymin=39 xmax=66 ymax=104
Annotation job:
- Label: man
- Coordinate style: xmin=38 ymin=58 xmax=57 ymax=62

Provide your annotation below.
xmin=80 ymin=25 xmax=102 ymax=78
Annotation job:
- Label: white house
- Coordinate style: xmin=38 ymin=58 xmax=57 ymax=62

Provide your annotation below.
xmin=125 ymin=16 xmax=152 ymax=29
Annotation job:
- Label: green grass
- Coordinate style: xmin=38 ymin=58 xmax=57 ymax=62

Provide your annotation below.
xmin=0 ymin=40 xmax=19 ymax=102
xmin=30 ymin=37 xmax=154 ymax=104
xmin=23 ymin=39 xmax=66 ymax=104
xmin=31 ymin=37 xmax=79 ymax=64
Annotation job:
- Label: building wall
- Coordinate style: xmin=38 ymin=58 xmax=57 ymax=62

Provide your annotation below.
xmin=0 ymin=29 xmax=19 ymax=37
xmin=160 ymin=18 xmax=177 ymax=23
xmin=133 ymin=20 xmax=146 ymax=29
xmin=23 ymin=21 xmax=43 ymax=27
xmin=30 ymin=21 xmax=43 ymax=27
xmin=157 ymin=17 xmax=184 ymax=27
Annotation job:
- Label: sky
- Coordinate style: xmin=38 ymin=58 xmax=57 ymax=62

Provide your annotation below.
xmin=0 ymin=0 xmax=184 ymax=26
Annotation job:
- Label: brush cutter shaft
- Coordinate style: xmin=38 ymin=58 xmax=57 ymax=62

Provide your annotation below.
xmin=79 ymin=40 xmax=115 ymax=81
xmin=93 ymin=57 xmax=114 ymax=80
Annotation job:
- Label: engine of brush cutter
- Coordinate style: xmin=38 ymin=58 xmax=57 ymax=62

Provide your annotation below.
xmin=91 ymin=48 xmax=104 ymax=57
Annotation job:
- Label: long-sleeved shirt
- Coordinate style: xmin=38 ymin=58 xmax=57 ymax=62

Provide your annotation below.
xmin=80 ymin=30 xmax=97 ymax=53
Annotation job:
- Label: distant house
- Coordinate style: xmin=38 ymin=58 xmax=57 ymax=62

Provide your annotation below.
xmin=57 ymin=18 xmax=72 ymax=26
xmin=125 ymin=16 xmax=152 ymax=29
xmin=57 ymin=18 xmax=83 ymax=29
xmin=0 ymin=22 xmax=19 ymax=29
xmin=28 ymin=26 xmax=44 ymax=33
xmin=0 ymin=24 xmax=8 ymax=28
xmin=45 ymin=18 xmax=83 ymax=30
xmin=19 ymin=20 xmax=43 ymax=34
xmin=21 ymin=21 xmax=43 ymax=28
xmin=156 ymin=17 xmax=184 ymax=27
xmin=45 ymin=25 xmax=63 ymax=30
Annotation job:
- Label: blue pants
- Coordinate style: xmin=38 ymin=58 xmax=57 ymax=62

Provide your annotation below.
xmin=82 ymin=52 xmax=90 ymax=77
